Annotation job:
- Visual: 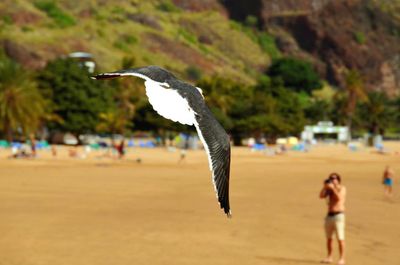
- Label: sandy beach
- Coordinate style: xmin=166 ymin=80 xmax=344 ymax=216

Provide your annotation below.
xmin=0 ymin=143 xmax=399 ymax=265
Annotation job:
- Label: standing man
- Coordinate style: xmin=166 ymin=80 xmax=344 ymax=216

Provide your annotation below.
xmin=319 ymin=173 xmax=347 ymax=265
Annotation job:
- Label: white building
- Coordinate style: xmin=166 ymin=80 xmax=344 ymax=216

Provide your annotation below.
xmin=301 ymin=121 xmax=349 ymax=143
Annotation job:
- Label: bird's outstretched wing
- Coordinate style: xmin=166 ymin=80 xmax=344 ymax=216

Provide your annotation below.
xmin=192 ymin=108 xmax=231 ymax=216
xmin=168 ymin=79 xmax=231 ymax=216
xmin=92 ymin=66 xmax=176 ymax=83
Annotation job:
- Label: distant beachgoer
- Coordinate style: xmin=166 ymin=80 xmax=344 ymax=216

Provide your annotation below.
xmin=115 ymin=139 xmax=125 ymax=159
xmin=51 ymin=145 xmax=57 ymax=157
xmin=319 ymin=173 xmax=347 ymax=265
xmin=178 ymin=149 xmax=187 ymax=163
xmin=382 ymin=166 xmax=394 ymax=196
xmin=178 ymin=138 xmax=189 ymax=163
xmin=275 ymin=145 xmax=287 ymax=155
xmin=30 ymin=137 xmax=37 ymax=157
xmin=68 ymin=146 xmax=78 ymax=158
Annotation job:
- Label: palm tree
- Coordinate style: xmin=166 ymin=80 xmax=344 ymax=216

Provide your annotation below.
xmin=96 ymin=110 xmax=130 ymax=135
xmin=0 ymin=56 xmax=47 ymax=142
xmin=96 ymin=77 xmax=141 ymax=136
xmin=96 ymin=109 xmax=131 ymax=154
xmin=341 ymin=69 xmax=368 ymax=140
xmin=356 ymin=92 xmax=393 ymax=136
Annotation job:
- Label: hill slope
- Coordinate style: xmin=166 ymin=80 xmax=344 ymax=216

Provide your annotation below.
xmin=0 ymin=0 xmax=270 ymax=83
xmin=1 ymin=0 xmax=400 ymax=96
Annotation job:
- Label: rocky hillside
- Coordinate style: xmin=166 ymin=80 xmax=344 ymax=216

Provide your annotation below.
xmin=1 ymin=0 xmax=400 ymax=96
xmin=222 ymin=0 xmax=400 ymax=96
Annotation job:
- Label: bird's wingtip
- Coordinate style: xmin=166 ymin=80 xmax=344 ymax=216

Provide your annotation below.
xmin=226 ymin=210 xmax=232 ymax=218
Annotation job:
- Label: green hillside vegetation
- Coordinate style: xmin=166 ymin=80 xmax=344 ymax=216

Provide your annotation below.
xmin=0 ymin=0 xmax=270 ymax=83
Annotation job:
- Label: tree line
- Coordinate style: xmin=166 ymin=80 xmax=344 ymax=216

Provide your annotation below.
xmin=0 ymin=52 xmax=399 ymax=145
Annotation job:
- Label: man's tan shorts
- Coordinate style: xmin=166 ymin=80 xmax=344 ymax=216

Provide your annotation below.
xmin=325 ymin=213 xmax=345 ymax=240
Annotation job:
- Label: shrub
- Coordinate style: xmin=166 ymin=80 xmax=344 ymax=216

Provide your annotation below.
xmin=121 ymin=56 xmax=137 ymax=68
xmin=157 ymin=0 xmax=180 ymax=12
xmin=258 ymin=32 xmax=280 ymax=59
xmin=185 ymin=66 xmax=202 ymax=81
xmin=177 ymin=28 xmax=198 ymax=45
xmin=1 ymin=15 xmax=13 ymax=25
xmin=113 ymin=34 xmax=138 ymax=52
xmin=34 ymin=0 xmax=76 ymax=28
xmin=245 ymin=15 xmax=258 ymax=28
xmin=36 ymin=58 xmax=115 ymax=134
xmin=268 ymin=57 xmax=322 ymax=94
xmin=354 ymin=31 xmax=366 ymax=44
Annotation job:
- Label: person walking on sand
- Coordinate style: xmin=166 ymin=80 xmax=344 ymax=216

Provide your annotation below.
xmin=382 ymin=166 xmax=394 ymax=196
xmin=319 ymin=173 xmax=347 ymax=265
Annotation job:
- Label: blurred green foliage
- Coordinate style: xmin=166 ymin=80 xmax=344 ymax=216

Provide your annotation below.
xmin=245 ymin=15 xmax=258 ymax=28
xmin=1 ymin=15 xmax=13 ymax=25
xmin=157 ymin=0 xmax=180 ymax=12
xmin=258 ymin=32 xmax=281 ymax=59
xmin=185 ymin=66 xmax=203 ymax=81
xmin=34 ymin=0 xmax=76 ymax=28
xmin=354 ymin=91 xmax=393 ymax=135
xmin=0 ymin=54 xmax=48 ymax=141
xmin=36 ymin=58 xmax=115 ymax=135
xmin=177 ymin=29 xmax=198 ymax=45
xmin=197 ymin=74 xmax=306 ymax=144
xmin=0 ymin=54 xmax=399 ymax=143
xmin=354 ymin=31 xmax=366 ymax=44
xmin=268 ymin=57 xmax=322 ymax=94
xmin=113 ymin=34 xmax=138 ymax=52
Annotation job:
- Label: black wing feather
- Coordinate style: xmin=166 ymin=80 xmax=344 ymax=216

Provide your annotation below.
xmin=168 ymin=79 xmax=231 ymax=216
xmin=193 ymin=108 xmax=231 ymax=216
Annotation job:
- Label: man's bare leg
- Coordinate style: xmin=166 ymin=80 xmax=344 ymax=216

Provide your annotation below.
xmin=337 ymin=240 xmax=345 ymax=265
xmin=321 ymin=238 xmax=333 ymax=263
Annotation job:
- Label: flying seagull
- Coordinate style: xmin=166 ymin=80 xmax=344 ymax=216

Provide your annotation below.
xmin=92 ymin=66 xmax=231 ymax=217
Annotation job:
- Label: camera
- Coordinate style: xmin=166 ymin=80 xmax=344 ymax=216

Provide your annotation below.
xmin=324 ymin=178 xmax=332 ymax=184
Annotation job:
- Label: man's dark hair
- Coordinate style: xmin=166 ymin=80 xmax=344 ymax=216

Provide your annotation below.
xmin=329 ymin=172 xmax=342 ymax=183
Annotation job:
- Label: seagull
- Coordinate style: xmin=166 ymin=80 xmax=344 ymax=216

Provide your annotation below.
xmin=92 ymin=66 xmax=231 ymax=217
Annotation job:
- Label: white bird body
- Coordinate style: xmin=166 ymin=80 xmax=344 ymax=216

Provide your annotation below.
xmin=144 ymin=79 xmax=195 ymax=126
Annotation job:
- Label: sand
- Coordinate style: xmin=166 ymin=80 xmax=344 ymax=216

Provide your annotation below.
xmin=0 ymin=143 xmax=399 ymax=265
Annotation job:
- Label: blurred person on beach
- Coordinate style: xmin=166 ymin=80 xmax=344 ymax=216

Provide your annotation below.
xmin=178 ymin=149 xmax=187 ymax=163
xmin=69 ymin=146 xmax=78 ymax=158
xmin=319 ymin=173 xmax=347 ymax=265
xmin=51 ymin=145 xmax=57 ymax=157
xmin=114 ymin=139 xmax=125 ymax=159
xmin=382 ymin=166 xmax=394 ymax=196
xmin=178 ymin=138 xmax=189 ymax=163
xmin=29 ymin=135 xmax=37 ymax=157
